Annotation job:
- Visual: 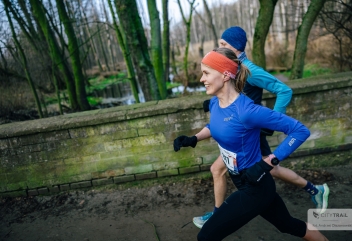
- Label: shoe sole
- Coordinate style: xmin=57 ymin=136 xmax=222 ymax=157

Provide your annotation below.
xmin=320 ymin=183 xmax=330 ymax=214
xmin=193 ymin=219 xmax=203 ymax=229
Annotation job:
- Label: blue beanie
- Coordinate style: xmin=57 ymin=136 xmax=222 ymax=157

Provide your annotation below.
xmin=221 ymin=26 xmax=247 ymax=52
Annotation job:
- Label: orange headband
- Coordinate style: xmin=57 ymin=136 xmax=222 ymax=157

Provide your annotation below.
xmin=202 ymin=51 xmax=238 ymax=79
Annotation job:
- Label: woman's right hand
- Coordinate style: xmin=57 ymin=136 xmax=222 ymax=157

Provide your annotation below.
xmin=173 ymin=135 xmax=197 ymax=152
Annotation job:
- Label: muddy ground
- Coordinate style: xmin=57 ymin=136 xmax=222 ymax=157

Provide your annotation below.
xmin=1 ymin=165 xmax=352 ymax=241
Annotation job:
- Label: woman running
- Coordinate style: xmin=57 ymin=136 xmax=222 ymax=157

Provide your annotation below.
xmin=173 ymin=48 xmax=328 ymax=241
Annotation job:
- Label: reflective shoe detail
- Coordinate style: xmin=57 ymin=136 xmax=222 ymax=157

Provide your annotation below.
xmin=311 ymin=183 xmax=330 ymax=214
xmin=193 ymin=212 xmax=213 ymax=229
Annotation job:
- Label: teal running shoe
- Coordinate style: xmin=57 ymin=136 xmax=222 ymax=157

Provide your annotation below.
xmin=193 ymin=212 xmax=213 ymax=229
xmin=311 ymin=183 xmax=330 ymax=214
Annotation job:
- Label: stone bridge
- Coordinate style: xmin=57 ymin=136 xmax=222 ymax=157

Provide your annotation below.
xmin=0 ymin=72 xmax=351 ymax=197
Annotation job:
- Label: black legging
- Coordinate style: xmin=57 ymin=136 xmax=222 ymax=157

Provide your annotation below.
xmin=197 ymin=171 xmax=307 ymax=241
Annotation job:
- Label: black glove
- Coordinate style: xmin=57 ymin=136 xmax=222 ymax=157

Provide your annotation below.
xmin=173 ymin=135 xmax=197 ymax=152
xmin=203 ymin=99 xmax=210 ymax=113
xmin=261 ymin=128 xmax=274 ymax=136
xmin=241 ymin=160 xmax=273 ymax=185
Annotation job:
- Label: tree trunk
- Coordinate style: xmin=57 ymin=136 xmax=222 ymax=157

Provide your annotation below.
xmin=4 ymin=0 xmax=43 ymax=118
xmin=203 ymin=0 xmax=218 ymax=48
xmin=0 ymin=47 xmax=7 ymax=68
xmin=101 ymin=0 xmax=115 ymax=71
xmin=115 ymin=0 xmax=160 ymax=101
xmin=147 ymin=0 xmax=166 ymax=99
xmin=56 ymin=0 xmax=90 ymax=111
xmin=96 ymin=23 xmax=111 ymax=72
xmin=52 ymin=62 xmax=63 ymax=115
xmin=79 ymin=0 xmax=103 ymax=72
xmin=199 ymin=35 xmax=205 ymax=57
xmin=18 ymin=0 xmax=38 ymax=38
xmin=162 ymin=0 xmax=170 ymax=84
xmin=177 ymin=0 xmax=196 ymax=92
xmin=29 ymin=0 xmax=78 ymax=110
xmin=107 ymin=0 xmax=140 ymax=103
xmin=12 ymin=0 xmax=39 ymax=50
xmin=10 ymin=0 xmax=57 ymax=83
xmin=290 ymin=0 xmax=327 ymax=80
xmin=171 ymin=46 xmax=178 ymax=76
xmin=89 ymin=0 xmax=110 ymax=72
xmin=252 ymin=0 xmax=278 ymax=69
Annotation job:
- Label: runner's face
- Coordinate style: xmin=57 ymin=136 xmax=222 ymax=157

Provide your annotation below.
xmin=200 ymin=63 xmax=225 ymax=96
xmin=219 ymin=39 xmax=237 ymax=53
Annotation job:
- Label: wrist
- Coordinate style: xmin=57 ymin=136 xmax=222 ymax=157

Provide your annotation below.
xmin=190 ymin=136 xmax=198 ymax=148
xmin=269 ymin=154 xmax=280 ymax=166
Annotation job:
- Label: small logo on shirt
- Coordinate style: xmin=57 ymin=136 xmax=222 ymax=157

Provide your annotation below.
xmin=288 ymin=138 xmax=296 ymax=146
xmin=224 ymin=114 xmax=233 ymax=122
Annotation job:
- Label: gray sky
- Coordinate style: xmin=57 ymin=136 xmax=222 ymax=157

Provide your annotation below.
xmin=139 ymin=0 xmax=235 ymax=26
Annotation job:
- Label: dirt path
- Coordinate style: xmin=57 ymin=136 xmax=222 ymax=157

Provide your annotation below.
xmin=1 ymin=165 xmax=352 ymax=241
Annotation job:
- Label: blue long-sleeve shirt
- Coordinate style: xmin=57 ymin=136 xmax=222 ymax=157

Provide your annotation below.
xmin=242 ymin=58 xmax=292 ymax=114
xmin=205 ymin=94 xmax=310 ymax=173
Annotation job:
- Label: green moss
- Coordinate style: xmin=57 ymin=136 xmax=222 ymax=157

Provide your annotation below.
xmin=6 ymin=181 xmax=28 ymax=191
xmin=0 ymin=189 xmax=27 ymax=197
xmin=96 ymin=156 xmax=132 ymax=171
xmin=125 ymin=164 xmax=153 ymax=174
xmin=302 ymin=64 xmax=332 ymax=78
xmin=177 ymin=158 xmax=200 ymax=167
xmin=50 ymin=173 xmax=92 ymax=186
xmin=166 ymin=81 xmax=181 ymax=89
xmin=87 ymin=73 xmax=127 ymax=89
xmin=270 ymin=64 xmax=332 ymax=79
xmin=55 ymin=162 xmax=97 ymax=177
xmin=87 ymin=96 xmax=103 ymax=106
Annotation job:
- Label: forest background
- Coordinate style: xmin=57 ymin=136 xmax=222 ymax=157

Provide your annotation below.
xmin=0 ymin=0 xmax=351 ymax=123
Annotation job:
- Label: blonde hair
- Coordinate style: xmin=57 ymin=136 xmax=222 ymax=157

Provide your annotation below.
xmin=213 ymin=48 xmax=250 ymax=93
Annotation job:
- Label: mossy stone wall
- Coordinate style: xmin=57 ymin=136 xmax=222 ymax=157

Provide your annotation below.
xmin=0 ymin=72 xmax=351 ymax=197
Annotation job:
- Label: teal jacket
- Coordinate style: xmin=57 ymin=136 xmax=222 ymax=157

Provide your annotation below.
xmin=242 ymin=58 xmax=292 ymax=114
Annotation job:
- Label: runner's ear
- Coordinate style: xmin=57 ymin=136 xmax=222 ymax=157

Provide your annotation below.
xmin=223 ymin=74 xmax=231 ymax=82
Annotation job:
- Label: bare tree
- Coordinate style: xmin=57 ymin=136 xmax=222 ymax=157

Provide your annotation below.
xmin=78 ymin=0 xmax=103 ymax=72
xmin=29 ymin=0 xmax=79 ymax=109
xmin=194 ymin=0 xmax=218 ymax=48
xmin=3 ymin=0 xmax=43 ymax=118
xmin=290 ymin=0 xmax=327 ymax=79
xmin=319 ymin=0 xmax=352 ymax=70
xmin=203 ymin=0 xmax=218 ymax=48
xmin=101 ymin=0 xmax=116 ymax=71
xmin=91 ymin=3 xmax=110 ymax=72
xmin=177 ymin=0 xmax=197 ymax=91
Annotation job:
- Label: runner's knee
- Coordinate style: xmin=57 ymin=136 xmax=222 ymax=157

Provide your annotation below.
xmin=210 ymin=160 xmax=227 ymax=177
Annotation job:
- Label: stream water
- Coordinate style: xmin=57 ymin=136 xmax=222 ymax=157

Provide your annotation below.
xmin=93 ymin=82 xmax=206 ymax=108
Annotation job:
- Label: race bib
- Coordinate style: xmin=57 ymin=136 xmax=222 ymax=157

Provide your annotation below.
xmin=218 ymin=144 xmax=239 ymax=175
